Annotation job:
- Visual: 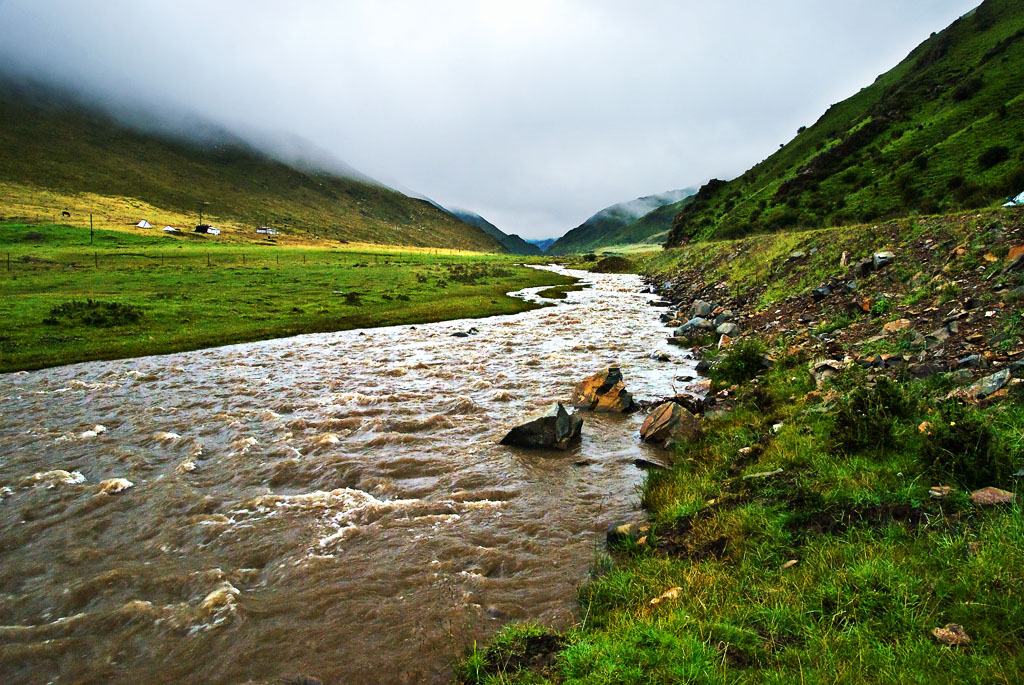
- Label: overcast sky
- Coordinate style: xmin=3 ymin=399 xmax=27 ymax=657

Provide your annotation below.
xmin=0 ymin=0 xmax=979 ymax=239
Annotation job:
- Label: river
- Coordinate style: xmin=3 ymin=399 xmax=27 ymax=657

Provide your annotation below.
xmin=0 ymin=265 xmax=695 ymax=684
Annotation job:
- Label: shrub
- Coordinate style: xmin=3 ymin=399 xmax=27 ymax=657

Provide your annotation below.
xmin=833 ymin=377 xmax=918 ymax=453
xmin=978 ymin=145 xmax=1010 ymax=170
xmin=710 ymin=339 xmax=766 ymax=386
xmin=42 ymin=299 xmax=143 ymax=327
xmin=922 ymin=402 xmax=1014 ymax=488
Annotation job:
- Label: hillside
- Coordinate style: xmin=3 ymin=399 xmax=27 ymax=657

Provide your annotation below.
xmin=449 ymin=208 xmax=542 ymax=255
xmin=549 ymin=188 xmax=696 ymax=254
xmin=526 ymin=238 xmax=556 ymax=252
xmin=668 ymin=0 xmax=1024 ymax=246
xmin=0 ymin=76 xmax=505 ymax=251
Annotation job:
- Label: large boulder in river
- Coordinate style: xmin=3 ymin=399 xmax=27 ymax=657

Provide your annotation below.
xmin=640 ymin=402 xmax=702 ymax=447
xmin=500 ymin=402 xmax=583 ymax=450
xmin=571 ymin=367 xmax=636 ymax=413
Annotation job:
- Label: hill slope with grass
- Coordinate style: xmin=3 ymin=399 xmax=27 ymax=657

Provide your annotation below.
xmin=0 ymin=76 xmax=505 ymax=251
xmin=668 ymin=0 xmax=1024 ymax=246
xmin=449 ymin=208 xmax=542 ymax=255
xmin=548 ymin=188 xmax=697 ymax=254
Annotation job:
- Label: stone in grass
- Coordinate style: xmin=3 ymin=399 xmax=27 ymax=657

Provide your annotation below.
xmin=571 ymin=367 xmax=635 ymax=413
xmin=970 ymin=487 xmax=1015 ymax=506
xmin=640 ymin=402 xmax=702 ymax=448
xmin=500 ymin=402 xmax=582 ymax=450
xmin=929 ymin=485 xmax=955 ymax=500
xmin=967 ymin=369 xmax=1010 ymax=400
xmin=932 ymin=623 xmax=971 ymax=647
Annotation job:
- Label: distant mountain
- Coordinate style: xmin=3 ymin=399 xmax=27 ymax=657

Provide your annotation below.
xmin=548 ymin=188 xmax=698 ymax=254
xmin=448 ymin=208 xmax=542 ymax=255
xmin=526 ymin=238 xmax=557 ymax=252
xmin=0 ymin=74 xmax=505 ymax=251
xmin=668 ymin=0 xmax=1024 ymax=245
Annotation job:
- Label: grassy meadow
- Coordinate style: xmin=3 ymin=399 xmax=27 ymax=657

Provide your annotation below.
xmin=0 ymin=222 xmax=570 ymax=372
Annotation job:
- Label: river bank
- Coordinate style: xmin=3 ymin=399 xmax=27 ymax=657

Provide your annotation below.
xmin=0 ymin=223 xmax=575 ymax=372
xmin=459 ymin=209 xmax=1024 ymax=683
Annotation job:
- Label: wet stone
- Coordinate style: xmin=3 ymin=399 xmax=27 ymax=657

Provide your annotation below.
xmin=500 ymin=402 xmax=583 ymax=450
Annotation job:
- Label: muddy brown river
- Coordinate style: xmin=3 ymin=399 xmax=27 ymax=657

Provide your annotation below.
xmin=0 ymin=266 xmax=695 ymax=684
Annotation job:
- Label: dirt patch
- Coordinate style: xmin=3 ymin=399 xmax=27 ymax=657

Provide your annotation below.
xmin=785 ymin=498 xmax=935 ymax=536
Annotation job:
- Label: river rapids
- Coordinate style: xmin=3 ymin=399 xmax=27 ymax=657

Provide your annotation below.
xmin=0 ymin=266 xmax=696 ymax=683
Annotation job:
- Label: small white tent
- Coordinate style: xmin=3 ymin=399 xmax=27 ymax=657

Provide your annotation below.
xmin=136 ymin=219 xmax=153 ymax=228
xmin=162 ymin=226 xmax=179 ymax=233
xmin=1003 ymin=190 xmax=1024 ymax=207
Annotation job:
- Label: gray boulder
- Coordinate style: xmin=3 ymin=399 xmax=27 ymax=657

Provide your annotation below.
xmin=688 ymin=300 xmax=713 ymax=318
xmin=968 ymin=369 xmax=1010 ymax=399
xmin=674 ymin=317 xmax=715 ymax=337
xmin=500 ymin=402 xmax=583 ymax=450
xmin=873 ymin=251 xmax=896 ymax=269
xmin=716 ymin=322 xmax=740 ymax=337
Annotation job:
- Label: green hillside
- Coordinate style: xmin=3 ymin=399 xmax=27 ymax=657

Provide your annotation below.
xmin=450 ymin=208 xmax=542 ymax=255
xmin=0 ymin=77 xmax=505 ymax=251
xmin=668 ymin=0 xmax=1024 ymax=246
xmin=549 ymin=188 xmax=696 ymax=254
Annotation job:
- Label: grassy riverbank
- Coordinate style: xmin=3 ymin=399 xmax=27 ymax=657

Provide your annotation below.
xmin=0 ymin=222 xmax=570 ymax=372
xmin=459 ymin=208 xmax=1024 ymax=683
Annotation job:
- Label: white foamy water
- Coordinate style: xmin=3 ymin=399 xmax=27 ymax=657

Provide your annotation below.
xmin=0 ymin=266 xmax=693 ymax=684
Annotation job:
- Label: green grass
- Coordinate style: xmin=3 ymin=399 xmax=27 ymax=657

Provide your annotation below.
xmin=0 ymin=223 xmax=572 ymax=372
xmin=462 ymin=346 xmax=1024 ymax=683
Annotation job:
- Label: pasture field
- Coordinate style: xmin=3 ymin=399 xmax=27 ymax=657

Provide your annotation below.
xmin=0 ymin=222 xmax=570 ymax=372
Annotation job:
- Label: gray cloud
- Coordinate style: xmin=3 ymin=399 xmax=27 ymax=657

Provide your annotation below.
xmin=0 ymin=0 xmax=979 ymax=239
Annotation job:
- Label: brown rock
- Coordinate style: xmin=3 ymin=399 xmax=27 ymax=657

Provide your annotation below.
xmin=970 ymin=487 xmax=1015 ymax=506
xmin=932 ymin=624 xmax=971 ymax=647
xmin=571 ymin=367 xmax=635 ymax=413
xmin=640 ymin=402 xmax=702 ymax=446
xmin=883 ymin=319 xmax=912 ymax=333
xmin=928 ymin=485 xmax=954 ymax=500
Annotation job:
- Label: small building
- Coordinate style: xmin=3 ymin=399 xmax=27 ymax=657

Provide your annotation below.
xmin=256 ymin=227 xmax=279 ymax=235
xmin=136 ymin=219 xmax=153 ymax=228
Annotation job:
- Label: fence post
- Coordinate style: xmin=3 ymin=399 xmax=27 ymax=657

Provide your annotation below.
xmin=207 ymin=251 xmax=211 ymax=267
xmin=6 ymin=253 xmax=9 ymax=272
xmin=90 ymin=214 xmax=94 ymax=245
xmin=94 ymin=252 xmax=98 ymax=268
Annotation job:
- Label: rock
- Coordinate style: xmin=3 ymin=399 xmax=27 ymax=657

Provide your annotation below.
xmin=811 ymin=285 xmax=831 ymax=301
xmin=688 ymin=300 xmax=713 ymax=318
xmin=968 ymin=369 xmax=1010 ymax=399
xmin=873 ymin=251 xmax=896 ymax=269
xmin=932 ymin=624 xmax=971 ymax=647
xmin=854 ymin=257 xmax=874 ymax=276
xmin=929 ymin=485 xmax=954 ymax=500
xmin=674 ymin=317 xmax=715 ymax=337
xmin=970 ymin=486 xmax=1015 ymax=506
xmin=789 ymin=251 xmax=806 ymax=260
xmin=500 ymin=402 xmax=583 ymax=450
xmin=957 ymin=355 xmax=983 ymax=369
xmin=714 ymin=310 xmax=734 ymax=326
xmin=716 ymin=322 xmax=740 ymax=336
xmin=571 ymin=367 xmax=635 ymax=413
xmin=840 ymin=251 xmax=848 ymax=267
xmin=450 ymin=331 xmax=469 ymax=338
xmin=1006 ymin=286 xmax=1024 ymax=302
xmin=606 ymin=520 xmax=651 ymax=544
xmin=882 ymin=319 xmax=912 ymax=333
xmin=97 ymin=478 xmax=134 ymax=496
xmin=640 ymin=402 xmax=702 ymax=446
xmin=718 ymin=334 xmax=734 ymax=349
xmin=695 ymin=359 xmax=712 ymax=375
xmin=742 ymin=468 xmax=784 ymax=480
xmin=650 ymin=352 xmax=671 ymax=362
xmin=926 ymin=326 xmax=951 ymax=348
xmin=1005 ymin=245 xmax=1024 ymax=271
xmin=810 ymin=359 xmax=844 ymax=387
xmin=781 ymin=559 xmax=799 ymax=570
